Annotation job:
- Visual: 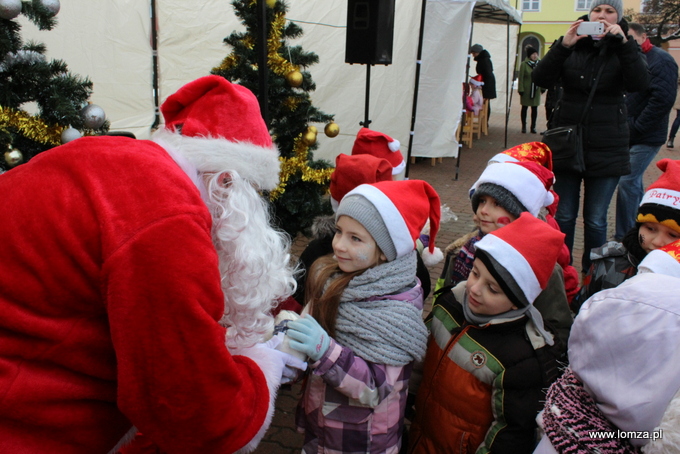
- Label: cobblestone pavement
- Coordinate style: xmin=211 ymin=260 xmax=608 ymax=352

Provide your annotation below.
xmin=254 ymin=94 xmax=680 ymax=453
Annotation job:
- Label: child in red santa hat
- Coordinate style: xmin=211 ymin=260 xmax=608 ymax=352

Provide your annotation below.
xmin=484 ymin=141 xmax=580 ymax=303
xmin=290 ymin=152 xmax=440 ymax=310
xmin=436 ymin=157 xmax=573 ymax=346
xmin=285 ymin=180 xmax=439 ymax=454
xmin=573 ymin=158 xmax=680 ymax=313
xmin=467 ymin=74 xmax=485 ymax=116
xmin=410 ymin=213 xmax=567 ymax=453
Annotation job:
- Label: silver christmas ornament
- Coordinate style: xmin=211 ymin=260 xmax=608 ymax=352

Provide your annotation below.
xmin=81 ymin=104 xmax=106 ymax=130
xmin=61 ymin=127 xmax=82 ymax=144
xmin=4 ymin=148 xmax=23 ymax=167
xmin=0 ymin=0 xmax=22 ymax=20
xmin=40 ymin=0 xmax=60 ymax=16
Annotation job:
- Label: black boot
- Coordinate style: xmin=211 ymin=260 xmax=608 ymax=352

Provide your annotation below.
xmin=521 ymin=125 xmax=527 ymax=133
xmin=530 ymin=127 xmax=537 ymax=134
xmin=668 ymin=138 xmax=675 ymax=148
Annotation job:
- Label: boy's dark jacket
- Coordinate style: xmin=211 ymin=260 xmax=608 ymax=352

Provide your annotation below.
xmin=409 ymin=283 xmax=564 ymax=454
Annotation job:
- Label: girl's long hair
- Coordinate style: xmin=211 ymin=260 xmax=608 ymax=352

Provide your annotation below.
xmin=306 ymin=252 xmax=386 ymax=337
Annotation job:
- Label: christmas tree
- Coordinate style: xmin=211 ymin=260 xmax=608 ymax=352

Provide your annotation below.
xmin=212 ymin=0 xmax=339 ymax=237
xmin=0 ymin=0 xmax=108 ymax=172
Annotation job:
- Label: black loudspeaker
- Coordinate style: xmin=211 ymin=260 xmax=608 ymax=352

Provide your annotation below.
xmin=345 ymin=0 xmax=396 ymax=65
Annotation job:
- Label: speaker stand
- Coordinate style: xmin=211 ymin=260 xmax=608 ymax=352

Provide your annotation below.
xmin=359 ymin=65 xmax=372 ymax=128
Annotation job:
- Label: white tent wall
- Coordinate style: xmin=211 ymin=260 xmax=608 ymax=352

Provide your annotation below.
xmin=18 ymin=1 xmax=154 ymax=139
xmin=410 ymin=0 xmax=474 ymax=160
xmin=282 ymin=1 xmax=421 ymax=163
xmin=470 ymin=21 xmax=520 ymax=136
xmin=16 ymin=1 xmax=515 ymax=164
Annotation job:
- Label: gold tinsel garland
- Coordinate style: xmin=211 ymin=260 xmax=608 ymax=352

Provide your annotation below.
xmin=214 ymin=5 xmax=330 ymax=200
xmin=270 ymin=133 xmax=333 ymax=200
xmin=0 ymin=107 xmax=64 ymax=146
xmin=212 ymin=12 xmax=297 ymax=77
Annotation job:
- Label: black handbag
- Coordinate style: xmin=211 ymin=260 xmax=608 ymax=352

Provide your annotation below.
xmin=542 ymin=59 xmax=606 ymax=174
xmin=543 ymin=124 xmax=584 ymax=174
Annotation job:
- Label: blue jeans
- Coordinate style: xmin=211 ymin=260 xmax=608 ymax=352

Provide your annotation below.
xmin=553 ymin=173 xmax=620 ymax=272
xmin=670 ymin=110 xmax=680 ymax=139
xmin=615 ymin=143 xmax=661 ymax=240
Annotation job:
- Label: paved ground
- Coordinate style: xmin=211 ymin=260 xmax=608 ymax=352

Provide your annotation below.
xmin=254 ymin=94 xmax=680 ymax=453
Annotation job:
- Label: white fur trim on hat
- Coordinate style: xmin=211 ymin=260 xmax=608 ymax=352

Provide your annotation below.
xmin=151 ymin=127 xmax=280 ymax=191
xmin=488 ymin=153 xmax=519 ymax=165
xmin=471 ymin=162 xmax=554 ymax=216
xmin=344 ymin=184 xmax=413 ymax=258
xmin=475 ymin=233 xmax=542 ymax=303
xmin=638 ymin=249 xmax=680 ymax=279
xmin=388 ymin=138 xmax=400 ymax=152
xmin=640 ymin=188 xmax=680 ymax=210
xmin=391 ymin=158 xmax=406 ymax=176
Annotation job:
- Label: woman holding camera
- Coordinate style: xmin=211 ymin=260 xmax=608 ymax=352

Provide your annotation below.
xmin=532 ymin=0 xmax=649 ymax=273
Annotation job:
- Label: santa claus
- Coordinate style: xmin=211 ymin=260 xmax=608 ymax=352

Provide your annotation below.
xmin=0 ymin=76 xmax=306 ymax=453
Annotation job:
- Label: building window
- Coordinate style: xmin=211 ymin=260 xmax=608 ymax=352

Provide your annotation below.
xmin=523 ymin=0 xmax=540 ymax=12
xmin=576 ymin=0 xmax=589 ymax=10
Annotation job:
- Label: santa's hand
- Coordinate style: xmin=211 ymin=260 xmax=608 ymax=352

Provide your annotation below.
xmin=264 ymin=333 xmax=308 ymax=383
xmin=286 ymin=315 xmax=331 ymax=362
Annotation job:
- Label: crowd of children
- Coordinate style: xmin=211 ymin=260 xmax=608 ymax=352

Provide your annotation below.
xmin=268 ymin=122 xmax=680 ymax=454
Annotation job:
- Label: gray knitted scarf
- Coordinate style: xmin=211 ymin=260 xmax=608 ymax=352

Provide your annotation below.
xmin=334 ymin=251 xmax=429 ymax=367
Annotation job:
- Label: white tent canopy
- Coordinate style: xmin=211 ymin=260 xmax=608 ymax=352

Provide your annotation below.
xmin=17 ymin=0 xmax=519 ymax=164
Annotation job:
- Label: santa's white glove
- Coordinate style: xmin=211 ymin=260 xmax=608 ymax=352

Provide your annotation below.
xmin=261 ymin=333 xmax=308 ymax=384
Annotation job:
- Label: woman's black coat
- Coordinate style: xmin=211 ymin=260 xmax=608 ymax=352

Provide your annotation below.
xmin=532 ymin=18 xmax=650 ymax=177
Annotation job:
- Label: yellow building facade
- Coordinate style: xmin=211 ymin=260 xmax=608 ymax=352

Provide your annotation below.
xmin=517 ymin=0 xmax=642 ymax=58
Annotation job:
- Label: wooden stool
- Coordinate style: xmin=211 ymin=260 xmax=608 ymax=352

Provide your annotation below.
xmin=480 ymin=99 xmax=489 ymax=135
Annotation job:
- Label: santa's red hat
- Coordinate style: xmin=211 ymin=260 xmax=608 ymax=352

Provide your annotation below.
xmin=470 ymin=161 xmax=555 ymax=217
xmin=637 ymin=159 xmax=680 ymax=234
xmin=475 ymin=212 xmax=565 ymax=307
xmin=470 ymin=74 xmax=484 ymax=86
xmin=329 ymin=154 xmax=392 ymax=212
xmin=488 ymin=141 xmax=553 ymax=171
xmin=337 ymin=180 xmax=443 ymax=264
xmin=152 ymin=75 xmax=280 ymax=191
xmin=351 ymin=128 xmax=406 ymax=175
xmin=638 ymin=239 xmax=680 ymax=279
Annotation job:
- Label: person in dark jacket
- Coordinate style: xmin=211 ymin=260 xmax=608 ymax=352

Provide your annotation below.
xmin=470 ymin=43 xmax=497 ymax=122
xmin=615 ymin=22 xmax=678 ymax=240
xmin=532 ymin=0 xmax=650 ymax=272
xmin=519 ymin=46 xmax=542 ymax=134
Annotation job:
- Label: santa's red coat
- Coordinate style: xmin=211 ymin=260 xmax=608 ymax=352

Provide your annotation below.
xmin=0 ymin=137 xmax=270 ymax=453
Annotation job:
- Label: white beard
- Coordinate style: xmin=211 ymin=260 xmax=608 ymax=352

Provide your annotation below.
xmin=205 ymin=171 xmax=297 ymax=349
xmin=157 ymin=137 xmax=297 ymax=350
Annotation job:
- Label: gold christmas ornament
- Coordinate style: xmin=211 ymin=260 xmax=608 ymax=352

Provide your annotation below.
xmin=324 ymin=122 xmax=340 ymax=138
xmin=308 ymin=125 xmax=317 ymax=134
xmin=286 ymin=70 xmax=303 ymax=88
xmin=266 ymin=0 xmax=276 ymax=7
xmin=4 ymin=147 xmax=23 ymax=167
xmin=302 ymin=130 xmax=317 ymax=146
